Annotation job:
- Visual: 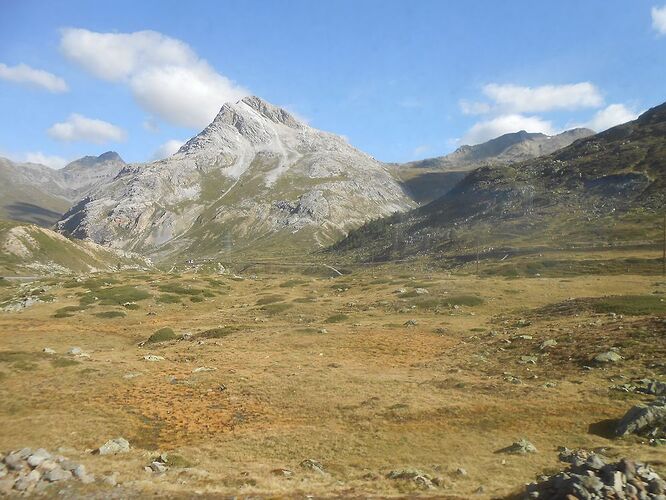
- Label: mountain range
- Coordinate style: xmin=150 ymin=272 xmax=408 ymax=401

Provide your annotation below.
xmin=56 ymin=97 xmax=414 ymax=259
xmin=395 ymin=128 xmax=594 ymax=204
xmin=0 ymin=152 xmax=125 ymax=226
xmin=333 ymin=102 xmax=666 ymax=262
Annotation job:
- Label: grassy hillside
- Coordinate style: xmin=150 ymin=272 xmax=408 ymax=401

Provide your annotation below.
xmin=0 ymin=220 xmax=150 ymax=276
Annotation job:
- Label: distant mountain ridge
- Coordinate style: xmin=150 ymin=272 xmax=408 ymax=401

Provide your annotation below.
xmin=57 ymin=96 xmax=415 ymax=259
xmin=403 ymin=128 xmax=595 ymax=171
xmin=395 ymin=128 xmax=594 ymax=204
xmin=334 ymin=103 xmax=665 ymax=261
xmin=0 ymin=152 xmax=125 ymax=226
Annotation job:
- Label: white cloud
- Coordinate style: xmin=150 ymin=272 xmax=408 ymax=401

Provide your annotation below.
xmin=580 ymin=104 xmax=640 ymax=132
xmin=481 ymin=82 xmax=603 ymax=113
xmin=653 ymin=5 xmax=666 ymax=34
xmin=24 ymin=152 xmax=69 ymax=169
xmin=151 ymin=139 xmax=185 ymax=161
xmin=60 ymin=28 xmax=248 ymax=128
xmin=0 ymin=63 xmax=68 ymax=93
xmin=461 ymin=114 xmax=556 ymax=145
xmin=48 ymin=113 xmax=126 ymax=144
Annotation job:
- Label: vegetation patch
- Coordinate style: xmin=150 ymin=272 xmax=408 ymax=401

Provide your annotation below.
xmin=51 ymin=357 xmax=81 ymax=368
xmin=94 ymin=311 xmax=126 ymax=319
xmin=325 ymin=313 xmax=349 ymax=323
xmin=63 ymin=277 xmax=120 ymax=290
xmin=190 ymin=296 xmax=204 ymax=303
xmin=79 ymin=285 xmax=151 ymax=306
xmin=591 ymin=295 xmax=666 ymax=315
xmin=261 ymin=303 xmax=293 ymax=315
xmin=256 ymin=295 xmax=285 ymax=305
xmin=147 ymin=327 xmax=177 ymax=343
xmin=199 ymin=326 xmax=240 ymax=339
xmin=123 ymin=303 xmax=140 ymax=310
xmin=279 ymin=279 xmax=306 ymax=288
xmin=157 ymin=294 xmax=181 ymax=304
xmin=156 ymin=283 xmax=204 ymax=295
xmin=53 ymin=305 xmax=88 ymax=318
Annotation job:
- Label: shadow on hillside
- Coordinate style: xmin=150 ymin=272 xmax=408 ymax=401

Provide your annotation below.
xmin=4 ymin=202 xmax=63 ymax=227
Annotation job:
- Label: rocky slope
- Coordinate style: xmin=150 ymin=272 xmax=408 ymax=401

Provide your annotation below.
xmin=57 ymin=96 xmax=414 ymax=259
xmin=0 ymin=219 xmax=150 ymax=276
xmin=334 ymin=103 xmax=666 ymax=261
xmin=396 ymin=128 xmax=594 ymax=203
xmin=0 ymin=152 xmax=125 ymax=226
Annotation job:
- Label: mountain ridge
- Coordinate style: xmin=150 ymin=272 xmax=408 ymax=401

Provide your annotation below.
xmin=56 ymin=96 xmax=415 ymax=259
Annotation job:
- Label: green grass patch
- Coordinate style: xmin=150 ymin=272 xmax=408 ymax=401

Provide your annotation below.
xmin=79 ymin=285 xmax=151 ymax=306
xmin=53 ymin=305 xmax=87 ymax=318
xmin=156 ymin=294 xmax=181 ymax=304
xmin=94 ymin=311 xmax=126 ymax=319
xmin=190 ymin=296 xmax=204 ymax=303
xmin=123 ymin=303 xmax=140 ymax=310
xmin=156 ymin=283 xmax=204 ymax=295
xmin=147 ymin=327 xmax=176 ymax=343
xmin=261 ymin=303 xmax=293 ymax=315
xmin=51 ymin=357 xmax=81 ymax=368
xmin=325 ymin=313 xmax=349 ymax=323
xmin=591 ymin=295 xmax=666 ymax=315
xmin=293 ymin=297 xmax=316 ymax=303
xmin=0 ymin=278 xmax=10 ymax=287
xmin=256 ymin=295 xmax=285 ymax=305
xmin=199 ymin=326 xmax=239 ymax=339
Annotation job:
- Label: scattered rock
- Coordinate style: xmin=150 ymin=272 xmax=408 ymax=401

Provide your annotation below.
xmin=386 ymin=469 xmax=436 ymax=490
xmin=540 ymin=339 xmax=557 ymax=350
xmin=414 ymin=288 xmax=429 ymax=295
xmin=0 ymin=447 xmax=92 ymax=491
xmin=404 ymin=319 xmax=418 ymax=327
xmin=67 ymin=347 xmax=83 ymax=356
xmin=519 ymin=355 xmax=538 ymax=365
xmin=150 ymin=461 xmax=167 ymax=473
xmin=615 ymin=397 xmax=666 ymax=439
xmin=192 ymin=366 xmax=216 ymax=373
xmin=142 ymin=355 xmax=165 ymax=362
xmin=526 ymin=455 xmax=664 ymax=499
xmin=499 ymin=438 xmax=537 ymax=455
xmin=42 ymin=347 xmax=56 ymax=355
xmin=271 ymin=468 xmax=293 ymax=477
xmin=300 ymin=459 xmax=325 ymax=475
xmin=593 ymin=351 xmax=622 ymax=364
xmin=318 ymin=328 xmax=328 ymax=334
xmin=455 ymin=467 xmax=468 ymax=477
xmin=97 ymin=437 xmax=130 ymax=456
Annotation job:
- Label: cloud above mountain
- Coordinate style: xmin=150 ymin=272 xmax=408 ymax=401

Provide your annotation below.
xmin=48 ymin=113 xmax=126 ymax=144
xmin=0 ymin=62 xmax=68 ymax=93
xmin=652 ymin=5 xmax=666 ymax=35
xmin=459 ymin=82 xmax=637 ymax=144
xmin=60 ymin=28 xmax=249 ymax=129
xmin=461 ymin=114 xmax=555 ymax=145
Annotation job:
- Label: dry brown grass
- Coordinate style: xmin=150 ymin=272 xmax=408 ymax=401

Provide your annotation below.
xmin=0 ymin=265 xmax=664 ymax=498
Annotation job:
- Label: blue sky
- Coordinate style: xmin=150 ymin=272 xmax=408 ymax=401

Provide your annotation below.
xmin=1 ymin=0 xmax=665 ymax=167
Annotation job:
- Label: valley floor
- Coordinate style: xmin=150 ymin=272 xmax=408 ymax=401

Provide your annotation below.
xmin=0 ymin=255 xmax=664 ymax=498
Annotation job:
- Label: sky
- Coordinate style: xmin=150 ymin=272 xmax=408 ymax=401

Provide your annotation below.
xmin=0 ymin=0 xmax=665 ymax=168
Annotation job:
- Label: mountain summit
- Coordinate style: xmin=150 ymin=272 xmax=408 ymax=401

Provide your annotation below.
xmin=57 ymin=96 xmax=414 ymax=258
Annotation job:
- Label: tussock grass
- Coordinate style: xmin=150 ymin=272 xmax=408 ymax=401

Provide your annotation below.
xmin=157 ymin=294 xmax=181 ymax=304
xmin=256 ymin=295 xmax=285 ymax=305
xmin=94 ymin=311 xmax=126 ymax=319
xmin=147 ymin=327 xmax=176 ymax=343
xmin=325 ymin=313 xmax=349 ymax=323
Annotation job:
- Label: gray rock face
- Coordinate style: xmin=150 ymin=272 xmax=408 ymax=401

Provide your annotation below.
xmin=97 ymin=437 xmax=130 ymax=455
xmin=615 ymin=397 xmax=666 ymax=438
xmin=56 ymin=96 xmax=414 ymax=258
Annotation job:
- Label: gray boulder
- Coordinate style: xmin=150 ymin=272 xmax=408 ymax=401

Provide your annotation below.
xmin=615 ymin=397 xmax=666 ymax=438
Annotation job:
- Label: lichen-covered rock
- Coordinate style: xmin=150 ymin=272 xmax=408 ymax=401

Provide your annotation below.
xmin=615 ymin=397 xmax=666 ymax=438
